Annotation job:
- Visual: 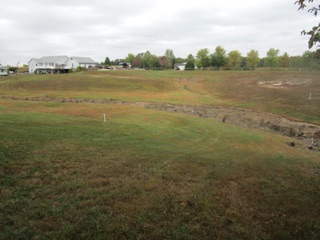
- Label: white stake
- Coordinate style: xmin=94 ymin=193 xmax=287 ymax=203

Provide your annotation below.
xmin=103 ymin=113 xmax=106 ymax=123
xmin=308 ymin=93 xmax=312 ymax=99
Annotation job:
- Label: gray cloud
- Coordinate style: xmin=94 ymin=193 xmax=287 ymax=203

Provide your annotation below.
xmin=0 ymin=0 xmax=317 ymax=65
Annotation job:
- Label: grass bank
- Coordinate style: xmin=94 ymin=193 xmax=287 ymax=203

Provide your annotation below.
xmin=1 ymin=70 xmax=319 ymax=124
xmin=1 ymin=100 xmax=319 ymax=239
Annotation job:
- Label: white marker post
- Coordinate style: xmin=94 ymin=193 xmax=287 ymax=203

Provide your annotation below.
xmin=308 ymin=93 xmax=312 ymax=99
xmin=103 ymin=113 xmax=106 ymax=123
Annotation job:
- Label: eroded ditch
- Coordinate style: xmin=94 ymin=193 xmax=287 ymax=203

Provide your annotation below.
xmin=2 ymin=96 xmax=320 ymax=152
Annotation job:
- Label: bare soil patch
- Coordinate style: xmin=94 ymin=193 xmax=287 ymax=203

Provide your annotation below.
xmin=258 ymin=78 xmax=312 ymax=89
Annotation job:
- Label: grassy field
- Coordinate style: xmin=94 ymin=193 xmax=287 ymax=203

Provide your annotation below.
xmin=1 ymin=70 xmax=320 ymax=123
xmin=1 ymin=70 xmax=320 ymax=239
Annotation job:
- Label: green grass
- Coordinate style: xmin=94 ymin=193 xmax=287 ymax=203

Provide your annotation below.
xmin=1 ymin=100 xmax=319 ymax=239
xmin=1 ymin=70 xmax=320 ymax=239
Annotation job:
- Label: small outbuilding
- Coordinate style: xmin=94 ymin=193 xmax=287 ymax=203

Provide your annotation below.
xmin=0 ymin=65 xmax=8 ymax=76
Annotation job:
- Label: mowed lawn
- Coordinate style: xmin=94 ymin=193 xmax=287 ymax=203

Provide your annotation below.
xmin=0 ymin=70 xmax=320 ymax=239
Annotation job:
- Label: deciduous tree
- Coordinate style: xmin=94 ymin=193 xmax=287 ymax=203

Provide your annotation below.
xmin=296 ymin=0 xmax=320 ymax=50
xmin=302 ymin=50 xmax=316 ymax=67
xmin=125 ymin=53 xmax=135 ymax=64
xmin=187 ymin=54 xmax=195 ymax=62
xmin=111 ymin=59 xmax=121 ymax=65
xmin=211 ymin=46 xmax=227 ymax=70
xmin=142 ymin=51 xmax=152 ymax=69
xmin=164 ymin=49 xmax=175 ymax=68
xmin=265 ymin=48 xmax=280 ymax=67
xmin=245 ymin=50 xmax=260 ymax=70
xmin=142 ymin=51 xmax=160 ymax=69
xmin=159 ymin=56 xmax=168 ymax=68
xmin=227 ymin=50 xmax=242 ymax=69
xmin=279 ymin=52 xmax=290 ymax=68
xmin=289 ymin=56 xmax=303 ymax=69
xmin=149 ymin=54 xmax=160 ymax=69
xmin=132 ymin=56 xmax=141 ymax=68
xmin=184 ymin=54 xmax=195 ymax=70
xmin=196 ymin=48 xmax=210 ymax=69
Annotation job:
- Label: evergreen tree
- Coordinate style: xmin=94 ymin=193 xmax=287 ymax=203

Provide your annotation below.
xmin=104 ymin=57 xmax=111 ymax=66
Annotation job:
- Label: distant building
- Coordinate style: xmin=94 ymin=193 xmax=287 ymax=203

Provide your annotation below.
xmin=0 ymin=65 xmax=8 ymax=76
xmin=28 ymin=56 xmax=70 ymax=74
xmin=174 ymin=62 xmax=187 ymax=71
xmin=69 ymin=57 xmax=98 ymax=69
xmin=28 ymin=56 xmax=97 ymax=74
xmin=174 ymin=62 xmax=196 ymax=71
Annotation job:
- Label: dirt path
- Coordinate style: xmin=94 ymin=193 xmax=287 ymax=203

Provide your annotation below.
xmin=2 ymin=96 xmax=320 ymax=151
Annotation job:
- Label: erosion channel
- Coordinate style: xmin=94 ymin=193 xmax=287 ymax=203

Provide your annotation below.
xmin=3 ymin=96 xmax=320 ymax=152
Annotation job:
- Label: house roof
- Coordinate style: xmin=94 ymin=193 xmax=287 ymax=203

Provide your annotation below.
xmin=29 ymin=56 xmax=69 ymax=63
xmin=71 ymin=56 xmax=97 ymax=64
xmin=28 ymin=58 xmax=40 ymax=63
xmin=40 ymin=56 xmax=69 ymax=63
xmin=28 ymin=56 xmax=97 ymax=64
xmin=174 ymin=62 xmax=187 ymax=67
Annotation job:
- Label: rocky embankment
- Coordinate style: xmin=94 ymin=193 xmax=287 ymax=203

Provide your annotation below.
xmin=2 ymin=96 xmax=320 ymax=151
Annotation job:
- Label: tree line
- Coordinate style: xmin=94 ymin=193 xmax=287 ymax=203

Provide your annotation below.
xmin=102 ymin=46 xmax=320 ymax=71
xmin=101 ymin=1 xmax=320 ymax=71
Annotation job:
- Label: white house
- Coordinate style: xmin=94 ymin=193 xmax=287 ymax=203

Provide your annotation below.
xmin=174 ymin=62 xmax=197 ymax=71
xmin=68 ymin=57 xmax=97 ymax=69
xmin=0 ymin=65 xmax=8 ymax=76
xmin=28 ymin=56 xmax=97 ymax=74
xmin=28 ymin=56 xmax=70 ymax=74
xmin=174 ymin=62 xmax=187 ymax=71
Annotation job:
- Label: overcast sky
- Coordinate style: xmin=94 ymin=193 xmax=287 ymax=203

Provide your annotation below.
xmin=0 ymin=0 xmax=318 ymax=66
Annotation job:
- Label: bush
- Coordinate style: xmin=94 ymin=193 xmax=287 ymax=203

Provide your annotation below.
xmin=76 ymin=66 xmax=87 ymax=72
xmin=185 ymin=61 xmax=195 ymax=70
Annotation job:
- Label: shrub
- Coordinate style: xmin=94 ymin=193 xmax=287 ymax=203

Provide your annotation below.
xmin=76 ymin=66 xmax=87 ymax=72
xmin=185 ymin=61 xmax=195 ymax=70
